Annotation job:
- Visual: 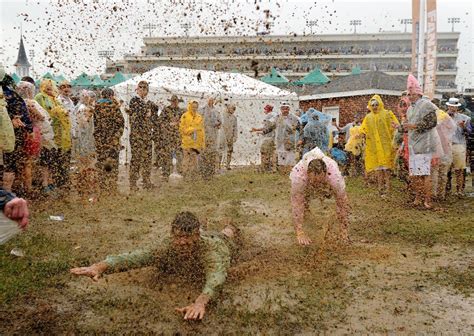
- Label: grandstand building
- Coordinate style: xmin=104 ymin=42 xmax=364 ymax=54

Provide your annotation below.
xmin=106 ymin=32 xmax=460 ymax=94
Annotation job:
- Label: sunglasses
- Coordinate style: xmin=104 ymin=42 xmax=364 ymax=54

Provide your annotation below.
xmin=60 ymin=85 xmax=72 ymax=88
xmin=399 ymin=101 xmax=407 ymax=107
xmin=138 ymin=85 xmax=148 ymax=89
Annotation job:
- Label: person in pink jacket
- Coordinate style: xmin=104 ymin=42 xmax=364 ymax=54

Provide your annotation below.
xmin=290 ymin=147 xmax=350 ymax=245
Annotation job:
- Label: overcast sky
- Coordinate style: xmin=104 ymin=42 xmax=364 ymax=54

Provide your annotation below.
xmin=0 ymin=0 xmax=472 ymax=89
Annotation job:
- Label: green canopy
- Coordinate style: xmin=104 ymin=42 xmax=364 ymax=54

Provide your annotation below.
xmin=42 ymin=72 xmax=56 ymax=81
xmin=105 ymin=72 xmax=128 ymax=87
xmin=90 ymin=74 xmax=105 ymax=88
xmin=351 ymin=66 xmax=362 ymax=75
xmin=260 ymin=67 xmax=290 ymax=85
xmin=10 ymin=73 xmax=21 ymax=84
xmin=71 ymin=73 xmax=92 ymax=87
xmin=55 ymin=74 xmax=67 ymax=83
xmin=293 ymin=68 xmax=330 ymax=86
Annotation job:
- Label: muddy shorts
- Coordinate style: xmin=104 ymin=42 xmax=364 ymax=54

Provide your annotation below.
xmin=409 ymin=153 xmax=432 ymax=176
xmin=260 ymin=138 xmax=275 ymax=155
xmin=452 ymin=144 xmax=466 ymax=170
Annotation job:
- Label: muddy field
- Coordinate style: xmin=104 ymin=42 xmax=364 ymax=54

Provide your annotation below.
xmin=1 ymin=168 xmax=473 ymax=335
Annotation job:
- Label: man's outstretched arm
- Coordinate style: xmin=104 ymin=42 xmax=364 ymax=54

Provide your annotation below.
xmin=176 ymin=238 xmax=231 ymax=320
xmin=70 ymin=249 xmax=155 ymax=281
xmin=291 ymin=181 xmax=312 ymax=245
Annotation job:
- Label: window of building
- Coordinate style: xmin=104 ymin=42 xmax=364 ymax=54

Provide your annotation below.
xmin=322 ymin=106 xmax=340 ymax=124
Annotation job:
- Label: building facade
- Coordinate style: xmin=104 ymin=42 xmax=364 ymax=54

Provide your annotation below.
xmin=106 ymin=32 xmax=459 ymax=94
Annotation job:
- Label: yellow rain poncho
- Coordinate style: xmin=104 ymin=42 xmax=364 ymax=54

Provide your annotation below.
xmin=360 ymin=95 xmax=399 ymax=172
xmin=179 ymin=102 xmax=205 ymax=151
xmin=35 ymin=79 xmax=71 ymax=150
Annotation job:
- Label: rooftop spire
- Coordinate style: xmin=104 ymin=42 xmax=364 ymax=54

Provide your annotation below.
xmin=14 ymin=34 xmax=31 ymax=68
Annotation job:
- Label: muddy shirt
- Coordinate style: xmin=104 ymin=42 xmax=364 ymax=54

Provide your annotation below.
xmin=103 ymin=230 xmax=232 ymax=298
xmin=156 ymin=105 xmax=184 ymax=150
xmin=128 ymin=96 xmax=155 ymax=141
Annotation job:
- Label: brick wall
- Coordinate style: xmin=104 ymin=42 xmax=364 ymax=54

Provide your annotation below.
xmin=299 ymin=94 xmax=401 ymax=126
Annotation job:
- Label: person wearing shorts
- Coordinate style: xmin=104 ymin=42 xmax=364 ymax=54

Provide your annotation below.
xmin=446 ymin=97 xmax=472 ymax=196
xmin=405 ymin=74 xmax=438 ymax=209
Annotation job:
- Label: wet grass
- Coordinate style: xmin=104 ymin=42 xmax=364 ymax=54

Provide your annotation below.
xmin=428 ymin=266 xmax=474 ymax=297
xmin=0 ymin=232 xmax=72 ymax=303
xmin=0 ymin=169 xmax=473 ymax=333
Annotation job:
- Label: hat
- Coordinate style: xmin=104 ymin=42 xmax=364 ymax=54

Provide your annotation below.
xmin=280 ymin=102 xmax=290 ymax=108
xmin=407 ymin=74 xmax=423 ymax=95
xmin=445 ymin=97 xmax=461 ymax=107
xmin=264 ymin=104 xmax=273 ymax=111
xmin=59 ymin=80 xmax=72 ymax=88
xmin=168 ymin=94 xmax=183 ymax=102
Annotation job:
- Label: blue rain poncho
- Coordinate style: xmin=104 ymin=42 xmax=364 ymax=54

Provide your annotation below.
xmin=302 ymin=110 xmax=329 ymax=154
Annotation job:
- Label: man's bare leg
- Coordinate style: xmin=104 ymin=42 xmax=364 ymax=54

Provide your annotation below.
xmin=23 ymin=159 xmax=33 ymax=193
xmin=423 ymin=175 xmax=432 ymax=209
xmin=383 ymin=169 xmax=391 ymax=194
xmin=411 ymin=176 xmax=422 ymax=206
xmin=455 ymin=170 xmax=465 ymax=195
xmin=3 ymin=172 xmax=15 ymax=192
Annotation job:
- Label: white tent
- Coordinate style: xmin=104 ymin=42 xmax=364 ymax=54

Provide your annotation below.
xmin=113 ymin=66 xmax=299 ymax=165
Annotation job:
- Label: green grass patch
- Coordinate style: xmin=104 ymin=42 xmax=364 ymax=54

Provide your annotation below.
xmin=0 ymin=232 xmax=73 ymax=303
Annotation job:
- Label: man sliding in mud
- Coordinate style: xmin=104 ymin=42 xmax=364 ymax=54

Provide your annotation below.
xmin=70 ymin=212 xmax=238 ymax=321
xmin=290 ymin=147 xmax=351 ymax=245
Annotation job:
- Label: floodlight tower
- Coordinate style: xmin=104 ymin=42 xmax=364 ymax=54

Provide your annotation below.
xmin=181 ymin=23 xmax=190 ymax=37
xmin=143 ymin=23 xmax=157 ymax=37
xmin=306 ymin=20 xmax=318 ymax=34
xmin=400 ymin=18 xmax=412 ymax=33
xmin=448 ymin=17 xmax=460 ymax=32
xmin=350 ymin=19 xmax=362 ymax=34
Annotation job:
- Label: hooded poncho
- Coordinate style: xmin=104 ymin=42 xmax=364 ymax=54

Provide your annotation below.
xmin=302 ymin=109 xmax=329 ymax=154
xmin=179 ymin=102 xmax=205 ymax=151
xmin=16 ymin=81 xmax=56 ymax=150
xmin=35 ymin=79 xmax=71 ymax=150
xmin=360 ymin=95 xmax=399 ymax=172
xmin=407 ymin=97 xmax=437 ymax=155
xmin=74 ymin=90 xmax=96 ymax=158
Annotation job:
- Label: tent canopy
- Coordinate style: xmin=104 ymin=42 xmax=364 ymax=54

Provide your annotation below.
xmin=55 ymin=74 xmax=67 ymax=83
xmin=113 ymin=66 xmax=298 ymax=101
xmin=90 ymin=74 xmax=105 ymax=88
xmin=293 ymin=68 xmax=330 ymax=86
xmin=71 ymin=72 xmax=92 ymax=87
xmin=105 ymin=72 xmax=128 ymax=87
xmin=10 ymin=73 xmax=21 ymax=84
xmin=260 ymin=67 xmax=290 ymax=85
